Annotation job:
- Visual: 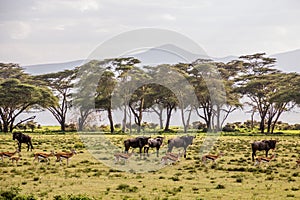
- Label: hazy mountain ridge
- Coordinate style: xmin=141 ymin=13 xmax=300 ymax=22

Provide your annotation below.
xmin=22 ymin=45 xmax=300 ymax=74
xmin=23 ymin=59 xmax=86 ymax=75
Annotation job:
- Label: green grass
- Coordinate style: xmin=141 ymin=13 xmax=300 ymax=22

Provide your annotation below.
xmin=0 ymin=133 xmax=299 ymax=199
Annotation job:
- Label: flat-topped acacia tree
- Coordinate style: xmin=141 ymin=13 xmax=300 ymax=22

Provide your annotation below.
xmin=0 ymin=63 xmax=57 ymax=133
xmin=34 ymin=69 xmax=76 ymax=132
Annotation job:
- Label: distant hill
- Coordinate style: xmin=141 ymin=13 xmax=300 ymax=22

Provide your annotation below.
xmin=130 ymin=44 xmax=209 ymax=64
xmin=271 ymin=49 xmax=300 ymax=73
xmin=23 ymin=60 xmax=85 ymax=75
xmin=21 ymin=46 xmax=300 ymax=75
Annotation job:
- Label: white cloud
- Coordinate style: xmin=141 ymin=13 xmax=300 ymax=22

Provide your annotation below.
xmin=161 ymin=14 xmax=176 ymax=21
xmin=3 ymin=21 xmax=31 ymax=40
xmin=77 ymin=0 xmax=100 ymax=12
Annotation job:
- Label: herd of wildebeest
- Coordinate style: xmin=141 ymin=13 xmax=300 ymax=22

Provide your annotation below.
xmin=1 ymin=132 xmax=300 ymax=168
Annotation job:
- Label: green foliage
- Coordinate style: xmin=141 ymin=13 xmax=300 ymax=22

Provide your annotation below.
xmin=116 ymin=184 xmax=138 ymax=193
xmin=0 ymin=63 xmax=57 ymax=132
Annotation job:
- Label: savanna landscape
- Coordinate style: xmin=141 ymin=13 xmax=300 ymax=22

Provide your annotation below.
xmin=0 ymin=129 xmax=300 ymax=200
xmin=1 ymin=1 xmax=300 ymax=200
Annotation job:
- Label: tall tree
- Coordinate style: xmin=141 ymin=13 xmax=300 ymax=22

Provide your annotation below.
xmin=95 ymin=70 xmax=116 ymax=133
xmin=0 ymin=63 xmax=57 ymax=132
xmin=235 ymin=53 xmax=278 ymax=133
xmin=35 ymin=69 xmax=77 ymax=131
xmin=113 ymin=57 xmax=140 ymax=133
xmin=266 ymin=72 xmax=300 ymax=133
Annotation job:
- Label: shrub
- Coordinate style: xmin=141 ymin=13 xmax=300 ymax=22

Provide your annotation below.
xmin=236 ymin=178 xmax=243 ymax=183
xmin=216 ymin=184 xmax=225 ymax=189
xmin=215 ymin=184 xmax=225 ymax=189
xmin=0 ymin=187 xmax=21 ymax=199
xmin=116 ymin=184 xmax=138 ymax=193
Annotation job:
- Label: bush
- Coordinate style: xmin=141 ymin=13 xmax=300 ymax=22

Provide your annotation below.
xmin=0 ymin=187 xmax=35 ymax=200
xmin=215 ymin=184 xmax=225 ymax=189
xmin=116 ymin=184 xmax=138 ymax=192
xmin=222 ymin=123 xmax=236 ymax=132
xmin=0 ymin=187 xmax=21 ymax=199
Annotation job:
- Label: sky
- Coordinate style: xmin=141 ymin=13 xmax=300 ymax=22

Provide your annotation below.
xmin=0 ymin=0 xmax=300 ymax=65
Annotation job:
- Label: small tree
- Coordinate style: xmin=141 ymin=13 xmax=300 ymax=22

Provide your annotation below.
xmin=26 ymin=120 xmax=37 ymax=132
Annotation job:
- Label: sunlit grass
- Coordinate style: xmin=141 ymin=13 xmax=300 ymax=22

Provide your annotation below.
xmin=0 ymin=133 xmax=299 ymax=199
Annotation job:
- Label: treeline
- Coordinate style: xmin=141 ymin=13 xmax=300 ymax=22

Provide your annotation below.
xmin=0 ymin=53 xmax=299 ymax=134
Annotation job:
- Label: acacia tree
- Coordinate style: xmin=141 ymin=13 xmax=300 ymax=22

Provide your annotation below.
xmin=95 ymin=70 xmax=116 ymax=133
xmin=266 ymin=72 xmax=300 ymax=133
xmin=0 ymin=63 xmax=57 ymax=132
xmin=177 ymin=61 xmax=216 ymax=131
xmin=235 ymin=53 xmax=279 ymax=133
xmin=73 ymin=60 xmax=114 ymax=131
xmin=125 ymin=67 xmax=152 ymax=133
xmin=35 ymin=69 xmax=77 ymax=131
xmin=215 ymin=60 xmax=243 ymax=129
xmin=113 ymin=57 xmax=140 ymax=133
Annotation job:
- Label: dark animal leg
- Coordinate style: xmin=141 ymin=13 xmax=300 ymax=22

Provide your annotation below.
xmin=266 ymin=150 xmax=269 ymax=157
xmin=156 ymin=147 xmax=159 ymax=157
xmin=167 ymin=146 xmax=173 ymax=153
xmin=252 ymin=150 xmax=256 ymax=162
xmin=124 ymin=147 xmax=129 ymax=154
xmin=29 ymin=140 xmax=33 ymax=151
xmin=139 ymin=147 xmax=143 ymax=159
xmin=184 ymin=148 xmax=186 ymax=158
xmin=18 ymin=143 xmax=22 ymax=152
xmin=144 ymin=147 xmax=149 ymax=157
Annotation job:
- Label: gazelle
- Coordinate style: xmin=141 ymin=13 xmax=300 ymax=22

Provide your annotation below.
xmin=202 ymin=152 xmax=224 ymax=165
xmin=166 ymin=152 xmax=182 ymax=160
xmin=10 ymin=156 xmax=22 ymax=164
xmin=254 ymin=153 xmax=276 ymax=166
xmin=161 ymin=152 xmax=181 ymax=165
xmin=33 ymin=150 xmax=55 ymax=163
xmin=0 ymin=149 xmax=20 ymax=162
xmin=296 ymin=159 xmax=300 ymax=168
xmin=55 ymin=149 xmax=77 ymax=166
xmin=114 ymin=152 xmax=134 ymax=164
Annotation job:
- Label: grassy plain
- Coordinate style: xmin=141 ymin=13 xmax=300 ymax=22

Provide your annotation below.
xmin=0 ymin=133 xmax=300 ymax=199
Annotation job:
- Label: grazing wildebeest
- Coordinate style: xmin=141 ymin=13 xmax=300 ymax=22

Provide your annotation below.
xmin=251 ymin=140 xmax=276 ymax=162
xmin=144 ymin=136 xmax=164 ymax=157
xmin=12 ymin=131 xmax=33 ymax=152
xmin=124 ymin=136 xmax=151 ymax=158
xmin=167 ymin=135 xmax=195 ymax=158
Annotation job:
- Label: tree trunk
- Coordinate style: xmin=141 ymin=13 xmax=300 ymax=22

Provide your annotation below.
xmin=78 ymin=117 xmax=84 ymax=131
xmin=61 ymin=121 xmax=66 ymax=132
xmin=122 ymin=105 xmax=127 ymax=133
xmin=215 ymin=105 xmax=221 ymax=131
xmin=158 ymin=111 xmax=163 ymax=129
xmin=2 ymin=122 xmax=9 ymax=133
xmin=251 ymin=110 xmax=255 ymax=130
xmin=267 ymin=117 xmax=272 ymax=133
xmin=259 ymin=117 xmax=265 ymax=134
xmin=164 ymin=104 xmax=174 ymax=132
xmin=164 ymin=111 xmax=171 ymax=131
xmin=129 ymin=109 xmax=132 ymax=134
xmin=107 ymin=107 xmax=114 ymax=133
xmin=152 ymin=107 xmax=164 ymax=129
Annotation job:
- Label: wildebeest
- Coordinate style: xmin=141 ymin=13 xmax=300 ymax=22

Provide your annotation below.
xmin=251 ymin=140 xmax=276 ymax=162
xmin=12 ymin=131 xmax=33 ymax=152
xmin=167 ymin=135 xmax=195 ymax=158
xmin=124 ymin=136 xmax=151 ymax=158
xmin=144 ymin=136 xmax=164 ymax=157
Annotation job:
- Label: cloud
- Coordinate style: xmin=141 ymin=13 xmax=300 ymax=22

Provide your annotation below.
xmin=161 ymin=14 xmax=176 ymax=21
xmin=2 ymin=21 xmax=31 ymax=40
